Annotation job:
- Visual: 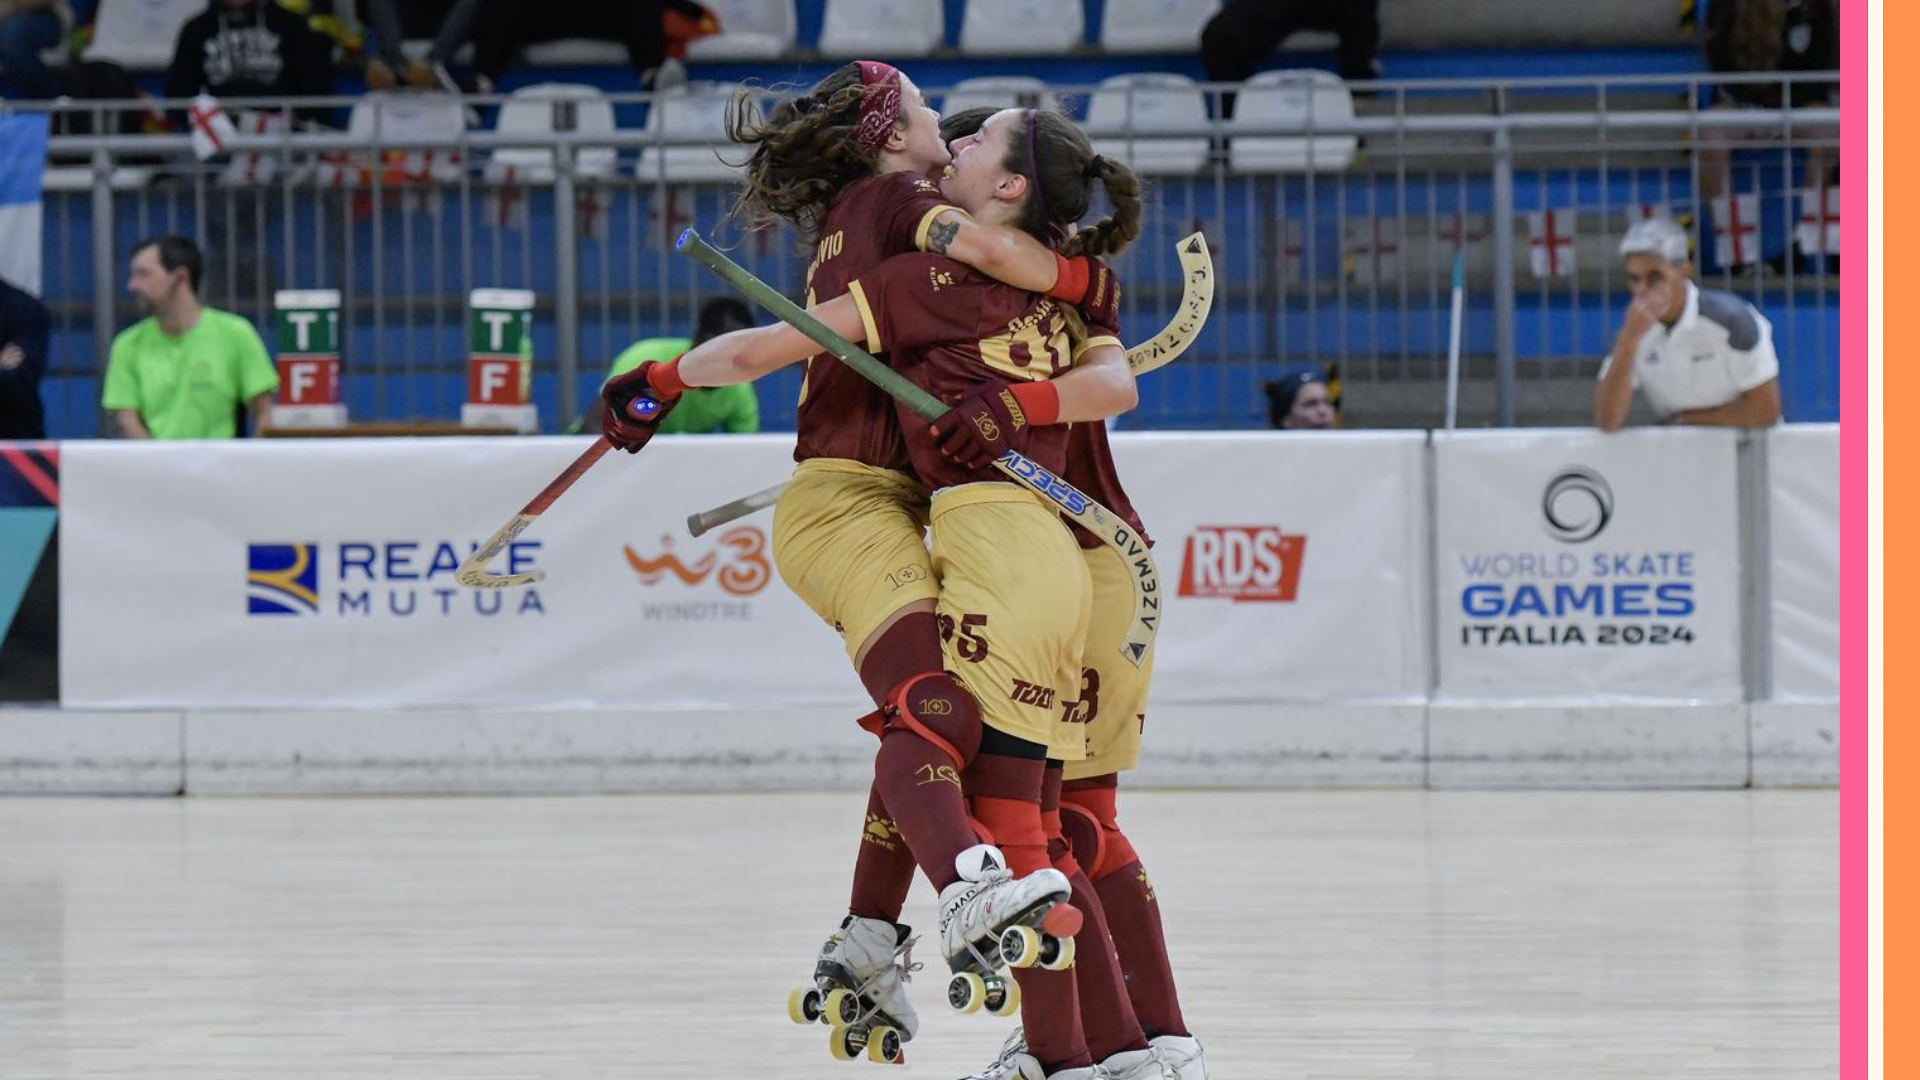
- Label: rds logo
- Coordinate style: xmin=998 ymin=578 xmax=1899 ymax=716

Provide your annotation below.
xmin=623 ymin=526 xmax=771 ymax=597
xmin=1178 ymin=525 xmax=1306 ymax=603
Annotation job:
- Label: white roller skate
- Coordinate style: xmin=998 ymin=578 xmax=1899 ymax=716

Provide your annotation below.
xmin=1147 ymin=1035 xmax=1208 ymax=1080
xmin=956 ymin=1051 xmax=1106 ymax=1080
xmin=938 ymin=844 xmax=1083 ymax=1016
xmin=963 ymin=1031 xmax=1173 ymax=1080
xmin=787 ymin=915 xmax=921 ymax=1064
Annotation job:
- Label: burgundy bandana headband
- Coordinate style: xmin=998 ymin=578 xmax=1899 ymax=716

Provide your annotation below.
xmin=854 ymin=61 xmax=903 ymax=157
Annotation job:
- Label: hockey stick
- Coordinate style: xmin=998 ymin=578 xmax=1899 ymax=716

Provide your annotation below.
xmin=676 ymin=227 xmax=1161 ymax=666
xmin=1444 ymin=251 xmax=1465 ymax=431
xmin=685 ymin=232 xmax=1215 ymax=538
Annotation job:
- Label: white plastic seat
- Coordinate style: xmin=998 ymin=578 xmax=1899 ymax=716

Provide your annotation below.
xmin=1084 ymin=73 xmax=1211 ymax=176
xmin=338 ymin=92 xmax=469 ymax=185
xmin=487 ymin=84 xmax=618 ymax=184
xmin=687 ymin=0 xmax=797 ymax=59
xmin=959 ymin=0 xmax=1082 ymax=56
xmin=939 ymin=76 xmax=1062 ymax=118
xmin=817 ymin=0 xmax=942 ymax=58
xmin=1228 ymin=69 xmax=1357 ymax=173
xmin=635 ymin=82 xmax=753 ymax=184
xmin=83 ymin=0 xmax=203 ymax=70
xmin=1099 ymin=0 xmax=1221 ymax=53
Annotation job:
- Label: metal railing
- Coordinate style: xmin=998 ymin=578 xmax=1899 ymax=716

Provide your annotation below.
xmin=25 ymin=72 xmax=1841 ymax=434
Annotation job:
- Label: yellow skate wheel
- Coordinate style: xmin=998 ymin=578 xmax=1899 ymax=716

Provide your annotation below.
xmin=828 ymin=1025 xmax=863 ymax=1061
xmin=948 ymin=971 xmax=988 ymax=1014
xmin=1039 ymin=933 xmax=1077 ymax=971
xmin=789 ymin=986 xmax=825 ymax=1025
xmin=823 ymin=987 xmax=862 ymax=1027
xmin=866 ymin=1025 xmax=904 ymax=1064
xmin=1001 ymin=924 xmax=1043 ymax=969
xmin=986 ymin=977 xmax=1022 ymax=1017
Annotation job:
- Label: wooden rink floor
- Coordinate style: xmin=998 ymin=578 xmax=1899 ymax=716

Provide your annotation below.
xmin=0 ymin=790 xmax=1836 ymax=1079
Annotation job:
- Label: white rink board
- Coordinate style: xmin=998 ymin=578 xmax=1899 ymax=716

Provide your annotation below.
xmin=1768 ymin=424 xmax=1841 ymax=700
xmin=1433 ymin=428 xmax=1743 ymax=703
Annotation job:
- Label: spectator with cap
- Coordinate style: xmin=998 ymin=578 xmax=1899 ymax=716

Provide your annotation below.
xmin=1266 ymin=368 xmax=1337 ymax=430
xmin=1595 ymin=217 xmax=1782 ymax=431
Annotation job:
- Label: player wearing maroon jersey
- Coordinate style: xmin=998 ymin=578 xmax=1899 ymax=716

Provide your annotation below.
xmin=668 ymin=108 xmax=1163 ymax=1080
xmin=598 ymin=67 xmax=1128 ymax=1066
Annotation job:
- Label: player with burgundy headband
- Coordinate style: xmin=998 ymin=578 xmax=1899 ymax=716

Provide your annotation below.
xmin=596 ymin=66 xmax=1130 ymax=1065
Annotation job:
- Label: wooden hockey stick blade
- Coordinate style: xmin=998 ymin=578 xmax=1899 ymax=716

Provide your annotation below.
xmin=682 ymin=233 xmax=1214 ymax=540
xmin=1127 ymin=232 xmax=1215 ymax=377
xmin=675 ymin=228 xmax=1160 ymax=665
xmin=457 ymin=437 xmax=614 ymax=588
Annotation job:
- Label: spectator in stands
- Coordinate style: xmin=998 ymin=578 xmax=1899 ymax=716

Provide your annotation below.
xmin=0 ymin=277 xmax=49 ymax=439
xmin=0 ymin=0 xmax=66 ymax=100
xmin=360 ymin=0 xmax=480 ymax=91
xmin=573 ymin=297 xmax=760 ymax=434
xmin=1266 ymin=368 xmax=1337 ymax=430
xmin=165 ymin=0 xmax=335 ymax=127
xmin=102 ymin=237 xmax=280 ymax=440
xmin=1701 ymin=0 xmax=1838 ymax=197
xmin=1202 ymin=0 xmax=1381 ymax=118
xmin=1595 ymin=217 xmax=1781 ymax=431
xmin=469 ymin=0 xmax=714 ymax=91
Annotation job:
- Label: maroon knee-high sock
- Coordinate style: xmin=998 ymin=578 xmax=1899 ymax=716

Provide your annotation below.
xmin=847 ymin=782 xmax=916 ymax=922
xmin=1094 ymin=861 xmax=1189 ymax=1038
xmin=1042 ymin=766 xmax=1148 ymax=1060
xmin=1014 ymin=964 xmax=1093 ymax=1073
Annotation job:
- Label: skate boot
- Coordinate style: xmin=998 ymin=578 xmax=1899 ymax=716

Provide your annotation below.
xmin=963 ymin=1032 xmax=1171 ymax=1080
xmin=957 ymin=1051 xmax=1107 ymax=1080
xmin=1147 ymin=1035 xmax=1208 ymax=1080
xmin=787 ymin=915 xmax=921 ymax=1063
xmin=938 ymin=844 xmax=1083 ymax=1016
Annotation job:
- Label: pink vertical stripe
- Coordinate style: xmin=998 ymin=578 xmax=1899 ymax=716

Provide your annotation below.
xmin=1838 ymin=0 xmax=1867 ymax=1077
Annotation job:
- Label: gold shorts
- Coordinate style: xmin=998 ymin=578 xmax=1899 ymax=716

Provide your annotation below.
xmin=1063 ymin=542 xmax=1157 ymax=780
xmin=929 ymin=483 xmax=1092 ymax=760
xmin=772 ymin=458 xmax=936 ymax=662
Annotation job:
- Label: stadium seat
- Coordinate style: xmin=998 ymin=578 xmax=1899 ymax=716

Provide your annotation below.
xmin=1228 ymin=70 xmax=1357 ymax=173
xmin=817 ymin=0 xmax=942 ymax=58
xmin=687 ymin=0 xmax=797 ymax=60
xmin=487 ymin=84 xmax=619 ymax=184
xmin=1099 ymin=0 xmax=1221 ymax=54
xmin=1085 ymin=73 xmax=1211 ymax=176
xmin=635 ymin=82 xmax=753 ymax=184
xmin=939 ymin=76 xmax=1062 ymax=118
xmin=83 ymin=0 xmax=204 ymax=71
xmin=959 ymin=0 xmax=1083 ymax=56
xmin=336 ymin=92 xmax=469 ymax=185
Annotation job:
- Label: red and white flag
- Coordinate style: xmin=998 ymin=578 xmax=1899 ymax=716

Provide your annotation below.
xmin=1343 ymin=217 xmax=1400 ymax=286
xmin=1796 ymin=186 xmax=1840 ymax=256
xmin=219 ymin=110 xmax=287 ymax=186
xmin=1437 ymin=211 xmax=1486 ymax=257
xmin=188 ymin=94 xmax=237 ymax=161
xmin=1710 ymin=193 xmax=1762 ymax=267
xmin=485 ymin=166 xmax=529 ymax=231
xmin=577 ymin=185 xmax=609 ymax=243
xmin=1526 ymin=209 xmax=1576 ymax=278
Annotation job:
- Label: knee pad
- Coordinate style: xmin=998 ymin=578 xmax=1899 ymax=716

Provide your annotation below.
xmin=1057 ymin=800 xmax=1107 ymax=880
xmin=855 ymin=671 xmax=984 ymax=770
xmin=1061 ymin=784 xmax=1140 ymax=881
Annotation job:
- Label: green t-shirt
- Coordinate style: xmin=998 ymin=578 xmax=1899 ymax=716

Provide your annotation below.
xmin=102 ymin=309 xmax=279 ymax=439
xmin=608 ymin=336 xmax=760 ymax=435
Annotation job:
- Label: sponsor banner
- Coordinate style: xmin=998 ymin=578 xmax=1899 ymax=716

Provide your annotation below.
xmin=61 ymin=433 xmax=1431 ymax=709
xmin=1112 ymin=432 xmax=1428 ymax=703
xmin=1768 ymin=424 xmax=1839 ymax=700
xmin=1433 ymin=429 xmax=1742 ymax=703
xmin=61 ymin=436 xmax=855 ymax=709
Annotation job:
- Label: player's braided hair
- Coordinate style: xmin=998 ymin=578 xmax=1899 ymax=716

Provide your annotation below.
xmin=1002 ymin=109 xmax=1143 ymax=258
xmin=727 ymin=63 xmax=895 ymax=241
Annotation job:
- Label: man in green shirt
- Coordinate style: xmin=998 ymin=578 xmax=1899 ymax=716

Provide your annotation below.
xmin=592 ymin=297 xmax=761 ymax=435
xmin=102 ymin=236 xmax=280 ymax=439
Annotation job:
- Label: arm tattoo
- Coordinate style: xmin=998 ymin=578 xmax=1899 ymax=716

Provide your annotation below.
xmin=927 ymin=219 xmax=960 ymax=254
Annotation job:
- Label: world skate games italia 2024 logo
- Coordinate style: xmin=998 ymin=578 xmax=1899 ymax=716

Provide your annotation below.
xmin=1178 ymin=525 xmax=1306 ymax=602
xmin=622 ymin=525 xmax=771 ymax=622
xmin=1455 ymin=466 xmax=1699 ymax=647
xmin=246 ymin=540 xmax=547 ymax=618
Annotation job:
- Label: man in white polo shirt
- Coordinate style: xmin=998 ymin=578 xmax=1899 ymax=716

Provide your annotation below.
xmin=1594 ymin=217 xmax=1782 ymax=432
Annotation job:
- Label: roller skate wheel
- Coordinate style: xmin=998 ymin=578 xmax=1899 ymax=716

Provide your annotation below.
xmin=828 ymin=1024 xmax=864 ymax=1061
xmin=789 ymin=986 xmax=824 ymax=1025
xmin=1001 ymin=923 xmax=1043 ymax=969
xmin=986 ymin=976 xmax=1022 ymax=1017
xmin=866 ymin=1025 xmax=905 ymax=1064
xmin=824 ymin=987 xmax=863 ymax=1026
xmin=948 ymin=970 xmax=988 ymax=1014
xmin=1039 ymin=932 xmax=1077 ymax=971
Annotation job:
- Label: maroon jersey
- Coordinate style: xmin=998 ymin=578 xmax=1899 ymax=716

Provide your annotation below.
xmin=1063 ymin=420 xmax=1152 ymax=550
xmin=793 ymin=171 xmax=961 ymax=469
xmin=848 ymin=254 xmax=1078 ymax=492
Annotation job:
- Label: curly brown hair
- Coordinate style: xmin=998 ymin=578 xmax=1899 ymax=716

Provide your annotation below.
xmin=726 ymin=63 xmax=898 ymax=241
